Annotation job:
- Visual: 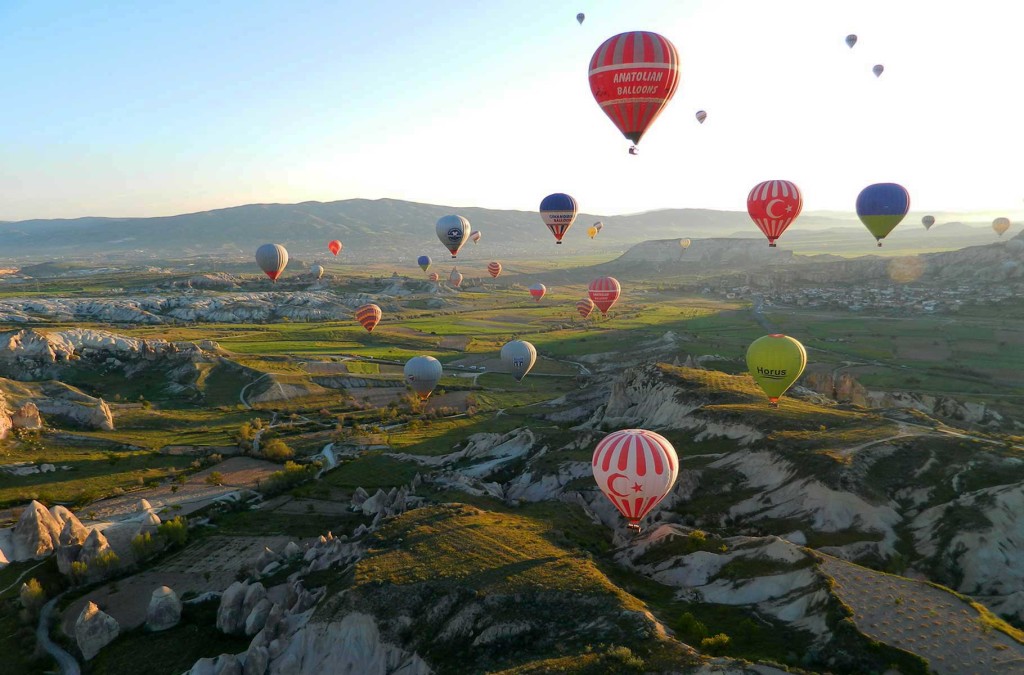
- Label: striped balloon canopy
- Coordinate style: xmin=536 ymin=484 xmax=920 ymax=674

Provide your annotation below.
xmin=747 ymin=180 xmax=803 ymax=247
xmin=588 ymin=276 xmax=621 ymax=316
xmin=529 ymin=283 xmax=546 ymax=302
xmin=449 ymin=268 xmax=463 ymax=288
xmin=487 ymin=261 xmax=502 ymax=278
xmin=355 ymin=304 xmax=382 ymax=333
xmin=588 ymin=31 xmax=681 ymax=153
xmin=428 ymin=272 xmax=440 ymax=282
xmin=576 ymin=298 xmax=596 ymax=319
xmin=539 ymin=193 xmax=578 ymax=244
xmin=592 ymin=429 xmax=679 ymax=531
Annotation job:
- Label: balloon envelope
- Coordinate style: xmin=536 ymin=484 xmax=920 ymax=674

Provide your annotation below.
xmin=922 ymin=215 xmax=935 ymax=230
xmin=487 ymin=261 xmax=502 ymax=278
xmin=355 ymin=304 xmax=382 ymax=333
xmin=449 ymin=268 xmax=463 ymax=287
xmin=577 ymin=12 xmax=585 ymax=24
xmin=428 ymin=272 xmax=440 ymax=282
xmin=594 ymin=221 xmax=604 ymax=232
xmin=592 ymin=429 xmax=679 ymax=531
xmin=589 ymin=31 xmax=681 ymax=149
xmin=680 ymin=238 xmax=691 ymax=249
xmin=695 ymin=110 xmax=707 ymax=124
xmin=404 ymin=356 xmax=443 ymax=400
xmin=588 ymin=276 xmax=621 ymax=315
xmin=576 ymin=298 xmax=595 ymax=319
xmin=873 ymin=64 xmax=884 ymax=77
xmin=256 ymin=244 xmax=289 ymax=281
xmin=845 ymin=34 xmax=857 ymax=48
xmin=588 ymin=226 xmax=598 ymax=239
xmin=311 ymin=264 xmax=324 ymax=280
xmin=529 ymin=283 xmax=546 ymax=301
xmin=746 ymin=334 xmax=807 ymax=405
xmin=500 ymin=340 xmax=537 ymax=382
xmin=747 ymin=180 xmax=803 ymax=246
xmin=471 ymin=231 xmax=482 ymax=244
xmin=436 ymin=215 xmax=472 ymax=258
xmin=856 ymin=183 xmax=910 ymax=245
xmin=417 ymin=255 xmax=432 ymax=272
xmin=993 ymin=217 xmax=1011 ymax=236
xmin=540 ymin=193 xmax=578 ymax=243
xmin=328 ymin=240 xmax=342 ymax=256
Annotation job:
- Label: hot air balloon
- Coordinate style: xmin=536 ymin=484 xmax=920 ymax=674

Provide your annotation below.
xmin=747 ymin=180 xmax=803 ymax=247
xmin=428 ymin=272 xmax=440 ymax=282
xmin=856 ymin=183 xmax=910 ymax=246
xmin=487 ymin=261 xmax=502 ymax=278
xmin=529 ymin=283 xmax=546 ymax=302
xmin=577 ymin=12 xmax=585 ymax=25
xmin=922 ymin=215 xmax=935 ymax=230
xmin=418 ymin=255 xmax=432 ymax=272
xmin=746 ymin=334 xmax=807 ymax=407
xmin=589 ymin=31 xmax=681 ymax=154
xmin=500 ymin=340 xmax=537 ymax=382
xmin=404 ymin=356 xmax=443 ymax=400
xmin=436 ymin=215 xmax=472 ymax=258
xmin=255 ymin=244 xmax=289 ymax=282
xmin=592 ymin=429 xmax=679 ymax=532
xmin=311 ymin=264 xmax=324 ymax=280
xmin=588 ymin=225 xmax=598 ymax=239
xmin=540 ymin=193 xmax=578 ymax=244
xmin=695 ymin=110 xmax=707 ymax=124
xmin=449 ymin=268 xmax=463 ymax=288
xmin=576 ymin=298 xmax=596 ymax=319
xmin=845 ymin=34 xmax=857 ymax=48
xmin=680 ymin=238 xmax=691 ymax=250
xmin=595 ymin=221 xmax=604 ymax=232
xmin=328 ymin=240 xmax=342 ymax=256
xmin=993 ymin=217 xmax=1011 ymax=236
xmin=873 ymin=64 xmax=884 ymax=77
xmin=355 ymin=303 xmax=382 ymax=333
xmin=588 ymin=277 xmax=621 ymax=316
xmin=471 ymin=231 xmax=482 ymax=245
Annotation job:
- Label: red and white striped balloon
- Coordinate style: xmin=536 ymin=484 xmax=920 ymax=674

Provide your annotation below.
xmin=747 ymin=180 xmax=802 ymax=247
xmin=576 ymin=298 xmax=595 ymax=319
xmin=592 ymin=429 xmax=679 ymax=531
xmin=449 ymin=269 xmax=463 ymax=288
xmin=487 ymin=261 xmax=502 ymax=278
xmin=529 ymin=283 xmax=546 ymax=302
xmin=428 ymin=272 xmax=440 ymax=282
xmin=355 ymin=304 xmax=382 ymax=333
xmin=588 ymin=276 xmax=621 ymax=315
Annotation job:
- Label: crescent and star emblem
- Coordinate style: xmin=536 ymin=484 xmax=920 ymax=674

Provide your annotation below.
xmin=765 ymin=199 xmax=784 ymax=219
xmin=606 ymin=473 xmax=630 ymax=498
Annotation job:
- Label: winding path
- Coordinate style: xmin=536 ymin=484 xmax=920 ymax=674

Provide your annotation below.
xmin=0 ymin=560 xmax=44 ymax=597
xmin=37 ymin=593 xmax=80 ymax=675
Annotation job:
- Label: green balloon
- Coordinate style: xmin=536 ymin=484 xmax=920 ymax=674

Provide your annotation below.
xmin=746 ymin=334 xmax=807 ymax=406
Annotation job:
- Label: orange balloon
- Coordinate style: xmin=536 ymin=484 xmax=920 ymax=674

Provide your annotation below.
xmin=328 ymin=240 xmax=342 ymax=255
xmin=355 ymin=303 xmax=382 ymax=333
xmin=487 ymin=262 xmax=502 ymax=278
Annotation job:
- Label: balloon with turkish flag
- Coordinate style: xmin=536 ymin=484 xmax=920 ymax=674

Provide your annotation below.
xmin=747 ymin=180 xmax=803 ymax=247
xmin=592 ymin=429 xmax=679 ymax=532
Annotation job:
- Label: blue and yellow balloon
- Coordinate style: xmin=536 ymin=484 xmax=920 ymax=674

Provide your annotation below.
xmin=856 ymin=183 xmax=910 ymax=247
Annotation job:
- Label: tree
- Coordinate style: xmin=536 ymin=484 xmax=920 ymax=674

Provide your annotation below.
xmin=131 ymin=531 xmax=161 ymax=560
xmin=19 ymin=578 xmax=45 ymax=621
xmin=261 ymin=439 xmax=295 ymax=462
xmin=158 ymin=516 xmax=189 ymax=548
xmin=205 ymin=471 xmax=224 ymax=486
xmin=700 ymin=633 xmax=731 ymax=656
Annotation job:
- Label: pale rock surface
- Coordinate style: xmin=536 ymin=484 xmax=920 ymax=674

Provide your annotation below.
xmin=11 ymin=402 xmax=42 ymax=429
xmin=13 ymin=499 xmax=62 ymax=559
xmin=75 ymin=601 xmax=120 ymax=660
xmin=146 ymin=585 xmax=183 ymax=631
xmin=246 ymin=598 xmax=274 ymax=636
xmin=217 ymin=581 xmax=250 ymax=635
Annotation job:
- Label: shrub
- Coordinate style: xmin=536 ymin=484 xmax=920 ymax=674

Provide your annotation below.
xmin=677 ymin=612 xmax=708 ymax=643
xmin=19 ymin=578 xmax=45 ymax=619
xmin=605 ymin=645 xmax=644 ymax=670
xmin=95 ymin=550 xmax=120 ymax=573
xmin=205 ymin=471 xmax=224 ymax=486
xmin=700 ymin=633 xmax=731 ymax=656
xmin=262 ymin=439 xmax=295 ymax=462
xmin=158 ymin=516 xmax=189 ymax=548
xmin=131 ymin=531 xmax=161 ymax=560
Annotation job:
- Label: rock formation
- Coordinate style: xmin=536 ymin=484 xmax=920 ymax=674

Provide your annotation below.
xmin=75 ymin=601 xmax=120 ymax=660
xmin=12 ymin=500 xmax=62 ymax=559
xmin=146 ymin=586 xmax=183 ymax=631
xmin=10 ymin=402 xmax=42 ymax=429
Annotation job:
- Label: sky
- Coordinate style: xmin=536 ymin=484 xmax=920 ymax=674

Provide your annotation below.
xmin=1 ymin=0 xmax=1022 ymax=221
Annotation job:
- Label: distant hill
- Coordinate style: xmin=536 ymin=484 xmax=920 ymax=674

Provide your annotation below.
xmin=0 ymin=197 xmax=1008 ymax=263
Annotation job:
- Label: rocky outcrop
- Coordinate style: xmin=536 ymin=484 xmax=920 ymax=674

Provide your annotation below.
xmin=0 ymin=391 xmax=10 ymax=440
xmin=35 ymin=394 xmax=114 ymax=431
xmin=217 ymin=581 xmax=250 ymax=635
xmin=56 ymin=512 xmax=91 ymax=574
xmin=12 ymin=500 xmax=62 ymax=559
xmin=77 ymin=528 xmax=115 ymax=577
xmin=147 ymin=586 xmax=183 ymax=631
xmin=75 ymin=601 xmax=120 ymax=660
xmin=10 ymin=402 xmax=42 ymax=429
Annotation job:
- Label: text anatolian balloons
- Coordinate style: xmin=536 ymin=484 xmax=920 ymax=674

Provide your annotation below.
xmin=404 ymin=356 xmax=443 ymax=400
xmin=588 ymin=276 xmax=621 ymax=316
xmin=529 ymin=283 xmax=546 ymax=302
xmin=487 ymin=261 xmax=502 ymax=278
xmin=355 ymin=304 xmax=382 ymax=333
xmin=856 ymin=183 xmax=910 ymax=246
xmin=592 ymin=429 xmax=679 ymax=532
xmin=540 ymin=193 xmax=578 ymax=244
xmin=500 ymin=340 xmax=537 ymax=382
xmin=328 ymin=240 xmax=342 ymax=256
xmin=436 ymin=215 xmax=472 ymax=258
xmin=576 ymin=298 xmax=596 ymax=319
xmin=256 ymin=244 xmax=289 ymax=281
xmin=993 ymin=217 xmax=1011 ymax=236
xmin=747 ymin=181 xmax=803 ymax=247
xmin=589 ymin=31 xmax=681 ymax=154
xmin=746 ymin=334 xmax=807 ymax=407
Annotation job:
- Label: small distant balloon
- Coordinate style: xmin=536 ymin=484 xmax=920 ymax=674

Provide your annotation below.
xmin=500 ymin=340 xmax=537 ymax=382
xmin=993 ymin=217 xmax=1011 ymax=236
xmin=856 ymin=183 xmax=910 ymax=246
xmin=404 ymin=356 xmax=443 ymax=400
xmin=845 ymin=34 xmax=857 ymax=48
xmin=355 ymin=304 xmax=382 ymax=333
xmin=679 ymin=238 xmax=691 ymax=250
xmin=255 ymin=244 xmax=288 ymax=282
xmin=310 ymin=264 xmax=324 ymax=280
xmin=577 ymin=12 xmax=585 ymax=24
xmin=449 ymin=268 xmax=463 ymax=288
xmin=746 ymin=334 xmax=807 ymax=407
xmin=540 ymin=193 xmax=578 ymax=244
xmin=328 ymin=240 xmax=342 ymax=256
xmin=588 ymin=276 xmax=621 ymax=316
xmin=695 ymin=110 xmax=707 ymax=124
xmin=428 ymin=272 xmax=440 ymax=283
xmin=922 ymin=215 xmax=935 ymax=230
xmin=747 ymin=180 xmax=803 ymax=247
xmin=471 ymin=231 xmax=482 ymax=245
xmin=436 ymin=215 xmax=472 ymax=258
xmin=588 ymin=225 xmax=598 ymax=239
xmin=873 ymin=64 xmax=884 ymax=77
xmin=576 ymin=298 xmax=595 ymax=319
xmin=529 ymin=283 xmax=546 ymax=302
xmin=594 ymin=221 xmax=604 ymax=232
xmin=417 ymin=255 xmax=432 ymax=272
xmin=487 ymin=261 xmax=502 ymax=278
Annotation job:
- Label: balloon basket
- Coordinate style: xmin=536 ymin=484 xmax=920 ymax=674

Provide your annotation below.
xmin=556 ymin=241 xmax=562 ymax=244
xmin=628 ymin=145 xmax=639 ymax=155
xmin=769 ymin=243 xmax=777 ymax=248
xmin=877 ymin=242 xmax=883 ymax=247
